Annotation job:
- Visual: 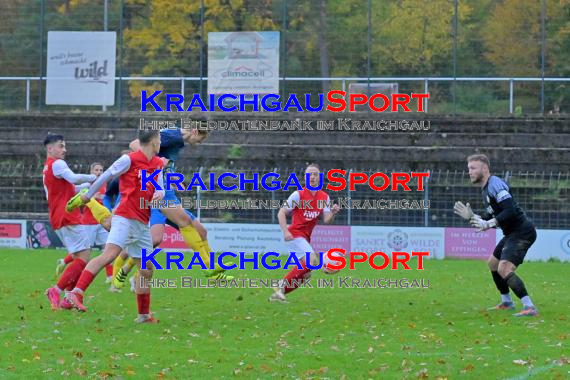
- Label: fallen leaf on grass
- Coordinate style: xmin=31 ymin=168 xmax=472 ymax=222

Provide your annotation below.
xmin=416 ymin=368 xmax=429 ymax=378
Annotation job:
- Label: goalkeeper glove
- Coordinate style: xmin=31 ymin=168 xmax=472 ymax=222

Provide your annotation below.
xmin=469 ymin=215 xmax=497 ymax=231
xmin=454 ymin=201 xmax=474 ymax=221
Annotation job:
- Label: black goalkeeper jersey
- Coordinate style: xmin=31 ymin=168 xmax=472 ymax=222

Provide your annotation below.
xmin=481 ymin=176 xmax=534 ymax=235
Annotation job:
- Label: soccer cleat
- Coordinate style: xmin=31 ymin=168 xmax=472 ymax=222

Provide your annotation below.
xmin=108 ymin=284 xmax=121 ymax=293
xmin=55 ymin=259 xmax=66 ymax=278
xmin=487 ymin=301 xmax=515 ymax=311
xmin=268 ymin=288 xmax=287 ymax=303
xmin=45 ymin=287 xmax=61 ymax=311
xmin=105 ymin=276 xmax=113 ymax=284
xmin=65 ymin=188 xmax=88 ymax=213
xmin=64 ymin=291 xmax=87 ymax=312
xmin=113 ymin=268 xmax=128 ymax=289
xmin=59 ymin=294 xmax=73 ymax=310
xmin=134 ymin=314 xmax=159 ymax=324
xmin=205 ymin=271 xmax=234 ymax=281
xmin=513 ymin=306 xmax=539 ymax=317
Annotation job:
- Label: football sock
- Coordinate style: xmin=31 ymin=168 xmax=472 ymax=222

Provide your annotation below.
xmin=179 ymin=225 xmax=212 ymax=268
xmin=63 ymin=254 xmax=74 ymax=265
xmin=73 ymin=269 xmax=97 ymax=294
xmin=126 ymin=258 xmax=136 ymax=269
xmin=86 ymin=199 xmax=112 ymax=225
xmin=282 ymin=261 xmax=312 ymax=294
xmin=105 ymin=264 xmax=113 ymax=277
xmin=491 ymin=271 xmax=510 ymax=297
xmin=504 ymin=272 xmax=529 ymax=300
xmin=137 ymin=293 xmax=151 ymax=315
xmin=520 ymin=296 xmax=535 ymax=308
xmin=57 ymin=258 xmax=86 ymax=291
xmin=112 ymin=255 xmax=126 ymax=277
xmin=501 ymin=294 xmax=513 ymax=303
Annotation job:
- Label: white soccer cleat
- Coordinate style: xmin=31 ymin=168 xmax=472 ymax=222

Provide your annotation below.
xmin=268 ymin=288 xmax=287 ymax=303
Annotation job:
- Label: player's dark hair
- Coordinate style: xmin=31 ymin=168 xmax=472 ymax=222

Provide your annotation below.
xmin=138 ymin=129 xmax=160 ymax=144
xmin=43 ymin=134 xmax=65 ymax=146
xmin=467 ymin=154 xmax=490 ymax=168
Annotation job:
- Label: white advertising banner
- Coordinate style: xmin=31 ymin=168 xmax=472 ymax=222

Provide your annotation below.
xmin=496 ymin=229 xmax=570 ymax=262
xmin=151 ymin=222 xmax=570 ymax=263
xmin=46 ymin=31 xmax=116 ymax=105
xmin=208 ymin=31 xmax=280 ymax=95
xmin=0 ymin=219 xmax=27 ymax=249
xmin=351 ymin=226 xmax=445 ymax=259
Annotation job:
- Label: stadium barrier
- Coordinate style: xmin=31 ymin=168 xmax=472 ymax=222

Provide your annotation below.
xmin=4 ymin=219 xmax=569 ymax=262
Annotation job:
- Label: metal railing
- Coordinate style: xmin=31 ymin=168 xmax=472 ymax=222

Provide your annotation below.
xmin=1 ymin=162 xmax=569 ymax=229
xmin=2 ymin=76 xmax=570 ymax=114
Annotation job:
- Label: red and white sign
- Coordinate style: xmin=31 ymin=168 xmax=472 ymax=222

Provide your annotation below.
xmin=0 ymin=219 xmax=27 ymax=248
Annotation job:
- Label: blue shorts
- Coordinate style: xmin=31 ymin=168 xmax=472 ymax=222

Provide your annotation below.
xmin=149 ymin=190 xmax=196 ymax=227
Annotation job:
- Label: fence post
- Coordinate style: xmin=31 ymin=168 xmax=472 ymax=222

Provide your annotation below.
xmin=271 ymin=167 xmax=277 ymax=223
xmin=197 ymin=166 xmax=203 ymax=219
xmin=180 ymin=78 xmax=185 ymax=110
xmin=504 ymin=170 xmax=511 ymax=184
xmin=509 ymin=80 xmax=514 ymax=114
xmin=424 ymin=79 xmax=429 ymax=113
xmin=26 ymin=79 xmax=30 ymax=112
xmin=347 ymin=168 xmax=352 ymax=225
xmin=424 ymin=170 xmax=430 ymax=227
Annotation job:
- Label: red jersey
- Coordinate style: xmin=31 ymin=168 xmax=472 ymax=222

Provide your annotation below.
xmin=43 ymin=157 xmax=82 ymax=230
xmin=287 ymin=188 xmax=330 ymax=242
xmin=115 ymin=150 xmax=163 ymax=224
xmin=82 ymin=184 xmax=106 ymax=225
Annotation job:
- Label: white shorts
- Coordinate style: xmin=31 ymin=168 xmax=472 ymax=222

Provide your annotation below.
xmin=106 ymin=215 xmax=152 ymax=259
xmin=55 ymin=225 xmax=91 ymax=254
xmin=286 ymin=237 xmax=314 ymax=260
xmin=85 ymin=224 xmax=109 ymax=247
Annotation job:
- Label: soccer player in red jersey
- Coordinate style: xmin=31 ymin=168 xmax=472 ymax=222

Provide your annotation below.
xmin=65 ymin=130 xmax=164 ymax=323
xmin=43 ymin=134 xmax=97 ymax=310
xmin=269 ymin=164 xmax=340 ymax=303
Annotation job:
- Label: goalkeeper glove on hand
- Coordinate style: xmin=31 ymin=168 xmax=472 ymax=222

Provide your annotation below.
xmin=470 ymin=215 xmax=497 ymax=231
xmin=454 ymin=201 xmax=474 ymax=221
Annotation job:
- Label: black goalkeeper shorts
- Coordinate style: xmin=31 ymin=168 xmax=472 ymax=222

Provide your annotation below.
xmin=492 ymin=227 xmax=537 ymax=266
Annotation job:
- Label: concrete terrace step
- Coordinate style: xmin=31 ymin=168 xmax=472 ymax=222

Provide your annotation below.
xmin=1 ymin=128 xmax=568 ymax=149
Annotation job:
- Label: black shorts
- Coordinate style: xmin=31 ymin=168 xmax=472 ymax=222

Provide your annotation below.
xmin=492 ymin=227 xmax=537 ymax=266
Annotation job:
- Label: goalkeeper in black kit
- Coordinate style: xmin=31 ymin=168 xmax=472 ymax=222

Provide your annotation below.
xmin=454 ymin=154 xmax=538 ymax=317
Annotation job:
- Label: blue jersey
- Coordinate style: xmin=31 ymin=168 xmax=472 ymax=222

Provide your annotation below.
xmin=158 ymin=127 xmax=185 ymax=175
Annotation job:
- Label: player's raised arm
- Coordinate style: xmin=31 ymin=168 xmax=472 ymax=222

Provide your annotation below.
xmin=82 ymin=154 xmax=132 ymax=202
xmin=52 ymin=159 xmax=96 ymax=185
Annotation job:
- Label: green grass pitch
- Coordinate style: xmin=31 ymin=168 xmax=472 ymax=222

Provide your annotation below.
xmin=0 ymin=249 xmax=568 ymax=379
